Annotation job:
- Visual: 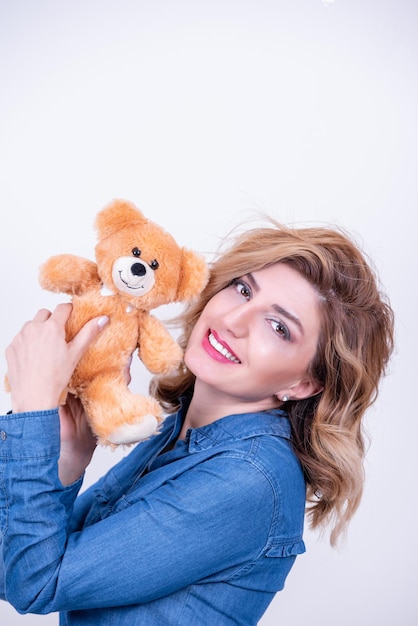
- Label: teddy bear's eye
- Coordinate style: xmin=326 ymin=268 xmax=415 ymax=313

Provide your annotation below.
xmin=132 ymin=247 xmax=141 ymax=257
xmin=150 ymin=259 xmax=159 ymax=270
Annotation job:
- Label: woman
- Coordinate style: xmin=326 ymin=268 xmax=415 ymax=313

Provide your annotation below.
xmin=0 ymin=219 xmax=394 ymax=625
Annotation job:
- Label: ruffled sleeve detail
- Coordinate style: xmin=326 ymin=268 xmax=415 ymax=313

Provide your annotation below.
xmin=265 ymin=539 xmax=306 ymax=558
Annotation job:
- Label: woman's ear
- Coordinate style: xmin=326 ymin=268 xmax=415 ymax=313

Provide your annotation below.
xmin=277 ymin=379 xmax=323 ymax=403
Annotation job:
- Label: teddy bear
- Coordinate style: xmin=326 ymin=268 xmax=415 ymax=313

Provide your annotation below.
xmin=37 ymin=199 xmax=209 ymax=447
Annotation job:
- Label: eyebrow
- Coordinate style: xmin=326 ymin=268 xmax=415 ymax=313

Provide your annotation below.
xmin=246 ymin=272 xmax=305 ymax=336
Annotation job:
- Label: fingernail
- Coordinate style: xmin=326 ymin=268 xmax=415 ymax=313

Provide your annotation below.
xmin=97 ymin=315 xmax=109 ymax=328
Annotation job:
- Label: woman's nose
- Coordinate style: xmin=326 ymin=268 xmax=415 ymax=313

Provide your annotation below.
xmin=223 ymin=304 xmax=252 ymax=337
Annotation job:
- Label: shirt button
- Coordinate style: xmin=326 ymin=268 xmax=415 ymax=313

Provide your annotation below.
xmin=0 ymin=431 xmax=7 ymax=441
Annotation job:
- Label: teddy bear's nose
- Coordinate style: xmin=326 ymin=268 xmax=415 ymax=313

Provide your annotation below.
xmin=131 ymin=262 xmax=147 ymax=277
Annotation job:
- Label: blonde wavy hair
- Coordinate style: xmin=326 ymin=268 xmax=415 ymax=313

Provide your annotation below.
xmin=151 ymin=219 xmax=395 ymax=545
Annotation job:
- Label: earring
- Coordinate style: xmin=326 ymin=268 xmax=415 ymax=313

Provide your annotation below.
xmin=282 ymin=395 xmax=290 ymax=402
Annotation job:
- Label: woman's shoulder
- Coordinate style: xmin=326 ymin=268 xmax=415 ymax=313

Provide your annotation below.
xmin=189 ymin=409 xmax=305 ymax=491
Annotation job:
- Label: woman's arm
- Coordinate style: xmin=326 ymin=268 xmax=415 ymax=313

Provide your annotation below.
xmin=5 ymin=303 xmax=108 ymax=482
xmin=1 ymin=419 xmax=278 ymax=615
xmin=0 ymin=303 xmax=109 ymax=604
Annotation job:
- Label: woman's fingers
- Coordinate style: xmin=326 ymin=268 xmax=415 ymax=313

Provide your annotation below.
xmin=68 ymin=315 xmax=109 ymax=364
xmin=32 ymin=307 xmax=53 ymax=322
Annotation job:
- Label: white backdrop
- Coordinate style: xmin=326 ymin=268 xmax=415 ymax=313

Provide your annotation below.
xmin=0 ymin=1 xmax=417 ymax=624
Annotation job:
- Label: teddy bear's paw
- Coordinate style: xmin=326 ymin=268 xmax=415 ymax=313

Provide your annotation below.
xmin=107 ymin=413 xmax=159 ymax=445
xmin=166 ymin=346 xmax=184 ymax=371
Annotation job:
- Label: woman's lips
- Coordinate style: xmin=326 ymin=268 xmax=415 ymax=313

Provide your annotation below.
xmin=202 ymin=330 xmax=241 ymax=364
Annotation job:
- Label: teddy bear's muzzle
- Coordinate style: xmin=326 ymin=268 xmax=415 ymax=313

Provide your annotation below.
xmin=112 ymin=256 xmax=156 ymax=296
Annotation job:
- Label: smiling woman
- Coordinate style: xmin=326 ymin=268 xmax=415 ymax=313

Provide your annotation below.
xmin=153 ymin=218 xmax=395 ymax=544
xmin=1 ymin=217 xmax=394 ymax=625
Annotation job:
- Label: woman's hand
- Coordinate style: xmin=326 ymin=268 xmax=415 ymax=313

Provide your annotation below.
xmin=58 ymin=393 xmax=98 ymax=485
xmin=5 ymin=303 xmax=108 ymax=414
xmin=5 ymin=302 xmax=109 ymax=485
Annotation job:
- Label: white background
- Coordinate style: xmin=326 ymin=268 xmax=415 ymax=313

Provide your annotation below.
xmin=0 ymin=1 xmax=417 ymax=624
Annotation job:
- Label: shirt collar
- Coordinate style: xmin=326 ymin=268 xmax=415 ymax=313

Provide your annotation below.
xmin=172 ymin=395 xmax=292 ymax=452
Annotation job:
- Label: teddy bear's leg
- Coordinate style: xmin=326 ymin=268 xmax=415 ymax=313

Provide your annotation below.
xmin=106 ymin=411 xmax=160 ymax=446
xmin=81 ymin=373 xmax=164 ymax=447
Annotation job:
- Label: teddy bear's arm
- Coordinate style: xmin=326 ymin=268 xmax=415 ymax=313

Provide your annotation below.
xmin=39 ymin=254 xmax=101 ymax=295
xmin=138 ymin=314 xmax=183 ymax=375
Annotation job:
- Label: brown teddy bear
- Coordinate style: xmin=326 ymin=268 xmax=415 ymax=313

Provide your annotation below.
xmin=38 ymin=199 xmax=209 ymax=446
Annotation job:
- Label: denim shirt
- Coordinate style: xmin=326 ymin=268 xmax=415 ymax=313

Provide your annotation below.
xmin=0 ymin=400 xmax=306 ymax=625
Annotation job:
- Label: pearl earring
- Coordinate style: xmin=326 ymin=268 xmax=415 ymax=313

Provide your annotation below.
xmin=282 ymin=395 xmax=290 ymax=402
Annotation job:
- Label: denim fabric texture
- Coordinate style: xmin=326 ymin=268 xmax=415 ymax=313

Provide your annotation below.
xmin=0 ymin=399 xmax=306 ymax=625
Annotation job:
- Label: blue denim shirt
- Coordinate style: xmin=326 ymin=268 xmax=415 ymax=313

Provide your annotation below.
xmin=0 ymin=400 xmax=306 ymax=625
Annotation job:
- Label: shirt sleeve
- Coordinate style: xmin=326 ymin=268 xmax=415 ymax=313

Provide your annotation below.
xmin=0 ymin=409 xmax=83 ymax=609
xmin=1 ymin=410 xmax=281 ymax=615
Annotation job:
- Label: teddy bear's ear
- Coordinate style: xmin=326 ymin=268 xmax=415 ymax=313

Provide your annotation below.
xmin=95 ymin=199 xmax=148 ymax=240
xmin=176 ymin=249 xmax=209 ymax=301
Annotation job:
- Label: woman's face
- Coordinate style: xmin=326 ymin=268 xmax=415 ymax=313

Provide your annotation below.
xmin=184 ymin=263 xmax=322 ymax=412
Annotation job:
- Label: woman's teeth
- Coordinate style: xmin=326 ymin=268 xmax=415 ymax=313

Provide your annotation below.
xmin=208 ymin=332 xmax=240 ymax=363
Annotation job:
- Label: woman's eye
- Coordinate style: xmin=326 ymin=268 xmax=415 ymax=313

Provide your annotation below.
xmin=232 ymin=278 xmax=251 ymax=299
xmin=270 ymin=319 xmax=291 ymax=341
